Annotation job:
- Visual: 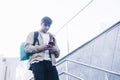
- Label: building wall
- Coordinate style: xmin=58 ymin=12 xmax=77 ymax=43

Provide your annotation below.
xmin=0 ymin=57 xmax=19 ymax=80
xmin=57 ymin=21 xmax=120 ymax=80
xmin=0 ymin=56 xmax=6 ymax=80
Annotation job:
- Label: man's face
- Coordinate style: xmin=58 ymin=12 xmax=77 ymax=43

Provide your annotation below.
xmin=41 ymin=23 xmax=50 ymax=33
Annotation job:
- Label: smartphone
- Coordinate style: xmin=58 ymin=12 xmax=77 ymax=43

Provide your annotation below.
xmin=48 ymin=42 xmax=54 ymax=46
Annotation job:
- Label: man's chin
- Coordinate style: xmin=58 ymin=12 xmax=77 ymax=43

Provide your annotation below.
xmin=43 ymin=30 xmax=48 ymax=33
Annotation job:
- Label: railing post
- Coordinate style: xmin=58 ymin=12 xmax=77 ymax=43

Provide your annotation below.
xmin=105 ymin=72 xmax=108 ymax=80
xmin=65 ymin=59 xmax=69 ymax=80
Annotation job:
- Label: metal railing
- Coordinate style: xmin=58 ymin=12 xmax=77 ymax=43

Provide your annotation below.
xmin=56 ymin=59 xmax=120 ymax=80
xmin=59 ymin=71 xmax=84 ymax=80
xmin=56 ymin=59 xmax=120 ymax=76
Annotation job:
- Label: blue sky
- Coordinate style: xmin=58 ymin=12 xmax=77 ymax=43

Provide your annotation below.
xmin=0 ymin=0 xmax=120 ymax=60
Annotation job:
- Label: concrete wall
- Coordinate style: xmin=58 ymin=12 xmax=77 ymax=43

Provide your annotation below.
xmin=57 ymin=21 xmax=120 ymax=80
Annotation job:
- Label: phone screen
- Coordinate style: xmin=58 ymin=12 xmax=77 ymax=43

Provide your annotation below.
xmin=49 ymin=42 xmax=54 ymax=46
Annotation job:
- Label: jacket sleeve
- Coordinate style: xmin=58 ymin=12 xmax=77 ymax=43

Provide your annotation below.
xmin=24 ymin=32 xmax=44 ymax=54
xmin=54 ymin=44 xmax=60 ymax=58
xmin=53 ymin=37 xmax=60 ymax=58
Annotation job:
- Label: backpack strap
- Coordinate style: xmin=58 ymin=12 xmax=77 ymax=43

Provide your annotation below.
xmin=53 ymin=37 xmax=56 ymax=44
xmin=28 ymin=31 xmax=39 ymax=57
xmin=48 ymin=32 xmax=56 ymax=44
xmin=33 ymin=31 xmax=39 ymax=45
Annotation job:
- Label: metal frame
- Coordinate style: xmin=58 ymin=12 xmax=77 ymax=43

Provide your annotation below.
xmin=59 ymin=71 xmax=84 ymax=80
xmin=56 ymin=59 xmax=120 ymax=80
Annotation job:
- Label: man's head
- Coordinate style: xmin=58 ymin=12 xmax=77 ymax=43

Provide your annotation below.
xmin=41 ymin=16 xmax=52 ymax=26
xmin=41 ymin=16 xmax=53 ymax=33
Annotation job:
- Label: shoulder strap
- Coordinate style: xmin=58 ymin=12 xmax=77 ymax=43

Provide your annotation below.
xmin=49 ymin=33 xmax=56 ymax=44
xmin=53 ymin=37 xmax=56 ymax=44
xmin=33 ymin=31 xmax=39 ymax=45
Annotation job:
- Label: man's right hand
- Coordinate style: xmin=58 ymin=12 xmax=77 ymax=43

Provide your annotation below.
xmin=41 ymin=44 xmax=53 ymax=51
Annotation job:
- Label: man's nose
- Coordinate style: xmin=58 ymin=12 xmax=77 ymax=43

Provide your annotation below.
xmin=45 ymin=26 xmax=50 ymax=29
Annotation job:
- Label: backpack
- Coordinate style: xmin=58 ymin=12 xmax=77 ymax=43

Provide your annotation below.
xmin=20 ymin=31 xmax=39 ymax=61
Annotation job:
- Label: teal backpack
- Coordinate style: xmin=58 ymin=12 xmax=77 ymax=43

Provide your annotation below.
xmin=20 ymin=31 xmax=39 ymax=61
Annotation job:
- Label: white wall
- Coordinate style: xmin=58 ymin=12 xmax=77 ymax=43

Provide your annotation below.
xmin=0 ymin=57 xmax=19 ymax=80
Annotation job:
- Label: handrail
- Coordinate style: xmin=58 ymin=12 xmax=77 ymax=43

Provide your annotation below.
xmin=56 ymin=59 xmax=120 ymax=76
xmin=66 ymin=59 xmax=120 ymax=76
xmin=59 ymin=71 xmax=84 ymax=80
xmin=56 ymin=59 xmax=66 ymax=66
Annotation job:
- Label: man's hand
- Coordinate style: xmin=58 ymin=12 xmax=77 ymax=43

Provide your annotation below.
xmin=40 ymin=44 xmax=53 ymax=51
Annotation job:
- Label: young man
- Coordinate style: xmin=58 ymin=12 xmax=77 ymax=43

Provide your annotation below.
xmin=24 ymin=16 xmax=60 ymax=80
